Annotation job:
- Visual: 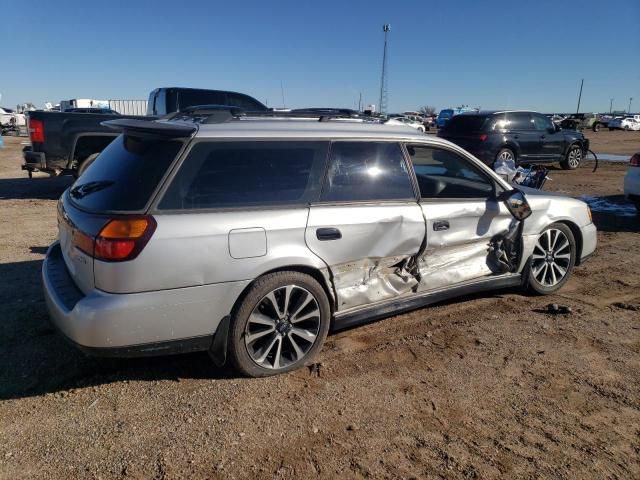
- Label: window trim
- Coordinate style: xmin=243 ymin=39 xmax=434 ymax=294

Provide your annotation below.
xmin=149 ymin=137 xmax=331 ymax=214
xmin=404 ymin=143 xmax=500 ymax=202
xmin=314 ymin=140 xmax=420 ymax=206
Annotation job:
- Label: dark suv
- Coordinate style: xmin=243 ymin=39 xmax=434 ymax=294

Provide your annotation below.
xmin=438 ymin=111 xmax=589 ymax=170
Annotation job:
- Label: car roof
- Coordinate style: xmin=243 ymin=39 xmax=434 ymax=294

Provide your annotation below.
xmin=182 ymin=119 xmax=445 ymax=141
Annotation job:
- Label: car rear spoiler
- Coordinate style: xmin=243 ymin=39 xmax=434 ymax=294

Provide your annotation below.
xmin=101 ymin=119 xmax=197 ymax=137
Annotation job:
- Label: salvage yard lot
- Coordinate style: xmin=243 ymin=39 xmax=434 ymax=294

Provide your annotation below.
xmin=1 ymin=131 xmax=639 ymax=479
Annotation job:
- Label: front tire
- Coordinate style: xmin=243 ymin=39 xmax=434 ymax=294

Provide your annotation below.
xmin=592 ymin=123 xmax=600 ymax=132
xmin=560 ymin=145 xmax=583 ymax=170
xmin=228 ymin=271 xmax=331 ymax=377
xmin=526 ymin=223 xmax=576 ymax=295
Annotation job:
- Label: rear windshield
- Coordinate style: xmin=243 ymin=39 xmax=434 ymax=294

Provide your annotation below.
xmin=438 ymin=110 xmax=453 ymax=118
xmin=443 ymin=115 xmax=489 ymax=133
xmin=68 ymin=135 xmax=182 ymax=212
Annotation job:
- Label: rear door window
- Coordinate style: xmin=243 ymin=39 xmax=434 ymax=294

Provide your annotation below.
xmin=505 ymin=112 xmax=534 ymax=130
xmin=68 ymin=135 xmax=183 ymax=212
xmin=320 ymin=142 xmax=415 ymax=202
xmin=158 ymin=141 xmax=328 ymax=210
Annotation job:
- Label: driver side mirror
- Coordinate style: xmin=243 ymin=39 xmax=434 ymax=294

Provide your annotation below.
xmin=498 ymin=189 xmax=532 ymax=220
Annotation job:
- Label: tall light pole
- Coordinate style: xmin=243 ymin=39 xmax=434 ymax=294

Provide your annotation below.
xmin=629 ymin=97 xmax=633 ymax=113
xmin=378 ymin=24 xmax=390 ymax=115
xmin=576 ymin=79 xmax=584 ymax=114
xmin=609 ymin=98 xmax=614 ymax=114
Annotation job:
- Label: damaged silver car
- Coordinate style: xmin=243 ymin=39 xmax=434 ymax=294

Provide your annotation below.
xmin=42 ymin=110 xmax=597 ymax=377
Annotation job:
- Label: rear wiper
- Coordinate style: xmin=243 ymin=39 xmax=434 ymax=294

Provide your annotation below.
xmin=70 ymin=180 xmax=115 ymax=199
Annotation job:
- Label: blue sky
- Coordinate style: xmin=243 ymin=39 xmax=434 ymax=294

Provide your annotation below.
xmin=2 ymin=0 xmax=639 ymax=113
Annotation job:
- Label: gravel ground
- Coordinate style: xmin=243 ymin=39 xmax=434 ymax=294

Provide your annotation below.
xmin=0 ymin=132 xmax=639 ymax=479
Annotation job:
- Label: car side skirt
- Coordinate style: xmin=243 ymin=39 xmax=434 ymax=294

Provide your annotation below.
xmin=333 ymin=274 xmax=523 ymax=331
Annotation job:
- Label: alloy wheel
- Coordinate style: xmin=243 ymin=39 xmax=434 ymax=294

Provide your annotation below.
xmin=244 ymin=285 xmax=321 ymax=370
xmin=498 ymin=150 xmax=514 ymax=161
xmin=567 ymin=148 xmax=582 ymax=168
xmin=531 ymin=229 xmax=572 ymax=287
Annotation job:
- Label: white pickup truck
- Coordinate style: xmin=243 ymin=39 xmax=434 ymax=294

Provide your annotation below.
xmin=0 ymin=106 xmax=26 ymax=135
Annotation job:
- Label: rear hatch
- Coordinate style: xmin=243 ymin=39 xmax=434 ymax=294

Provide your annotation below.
xmin=58 ymin=126 xmax=191 ymax=293
xmin=438 ymin=114 xmax=490 ymax=151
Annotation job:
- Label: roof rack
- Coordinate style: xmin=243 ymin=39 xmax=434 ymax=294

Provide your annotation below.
xmin=166 ymin=105 xmax=380 ymax=124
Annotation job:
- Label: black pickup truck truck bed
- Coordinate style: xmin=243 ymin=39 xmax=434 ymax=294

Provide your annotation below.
xmin=22 ymin=111 xmax=153 ymax=177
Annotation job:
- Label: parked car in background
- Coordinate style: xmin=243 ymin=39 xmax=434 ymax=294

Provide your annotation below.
xmin=624 ymin=152 xmax=640 ymax=213
xmin=42 ymin=110 xmax=596 ymax=377
xmin=436 ymin=107 xmax=478 ymax=128
xmin=386 ymin=116 xmax=426 ymax=132
xmin=438 ymin=110 xmax=589 ymax=170
xmin=560 ymin=113 xmax=605 ymax=132
xmin=608 ymin=116 xmax=640 ymax=131
xmin=22 ymin=88 xmax=268 ymax=178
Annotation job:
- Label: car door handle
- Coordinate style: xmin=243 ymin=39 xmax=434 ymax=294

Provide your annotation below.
xmin=433 ymin=220 xmax=450 ymax=231
xmin=316 ymin=227 xmax=342 ymax=241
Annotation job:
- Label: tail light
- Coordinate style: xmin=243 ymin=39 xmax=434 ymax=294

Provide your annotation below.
xmin=73 ymin=216 xmax=156 ymax=262
xmin=479 ymin=133 xmax=488 ymax=142
xmin=29 ymin=118 xmax=45 ymax=143
xmin=630 ymin=153 xmax=640 ymax=167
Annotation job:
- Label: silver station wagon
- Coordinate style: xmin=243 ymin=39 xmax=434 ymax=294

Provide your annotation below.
xmin=43 ymin=109 xmax=597 ymax=377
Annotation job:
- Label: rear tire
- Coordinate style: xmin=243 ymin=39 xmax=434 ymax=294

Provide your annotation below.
xmin=592 ymin=123 xmax=600 ymax=132
xmin=494 ymin=147 xmax=516 ymax=168
xmin=560 ymin=145 xmax=582 ymax=170
xmin=609 ymin=127 xmax=615 ymax=131
xmin=77 ymin=153 xmax=99 ymax=177
xmin=526 ymin=223 xmax=576 ymax=295
xmin=228 ymin=271 xmax=331 ymax=377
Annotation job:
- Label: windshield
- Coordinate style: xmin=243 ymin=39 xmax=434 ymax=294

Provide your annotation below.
xmin=68 ymin=135 xmax=183 ymax=212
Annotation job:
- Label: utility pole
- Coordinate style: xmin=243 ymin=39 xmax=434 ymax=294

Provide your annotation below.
xmin=629 ymin=97 xmax=633 ymax=113
xmin=609 ymin=98 xmax=613 ymax=114
xmin=576 ymin=79 xmax=584 ymax=114
xmin=358 ymin=92 xmax=362 ymax=112
xmin=378 ymin=24 xmax=390 ymax=115
xmin=280 ymin=81 xmax=286 ymax=109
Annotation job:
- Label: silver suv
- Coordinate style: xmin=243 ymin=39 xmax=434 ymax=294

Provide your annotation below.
xmin=43 ymin=111 xmax=597 ymax=377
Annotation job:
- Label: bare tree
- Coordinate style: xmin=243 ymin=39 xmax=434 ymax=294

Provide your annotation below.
xmin=419 ymin=105 xmax=436 ymax=116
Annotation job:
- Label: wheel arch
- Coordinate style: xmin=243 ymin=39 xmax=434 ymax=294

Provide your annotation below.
xmin=554 ymin=220 xmax=584 ymax=265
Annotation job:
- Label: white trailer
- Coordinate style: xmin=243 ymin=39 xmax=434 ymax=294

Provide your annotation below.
xmin=108 ymin=99 xmax=148 ymax=115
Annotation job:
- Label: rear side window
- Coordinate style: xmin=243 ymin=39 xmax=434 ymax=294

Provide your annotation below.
xmin=68 ymin=135 xmax=182 ymax=212
xmin=321 ymin=142 xmax=414 ymax=202
xmin=159 ymin=141 xmax=328 ymax=210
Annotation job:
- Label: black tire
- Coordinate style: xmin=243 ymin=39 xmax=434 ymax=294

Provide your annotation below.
xmin=592 ymin=123 xmax=600 ymax=132
xmin=228 ymin=271 xmax=331 ymax=377
xmin=525 ymin=222 xmax=576 ymax=295
xmin=560 ymin=144 xmax=583 ymax=170
xmin=624 ymin=125 xmax=630 ymax=131
xmin=77 ymin=153 xmax=99 ymax=177
xmin=609 ymin=127 xmax=615 ymax=131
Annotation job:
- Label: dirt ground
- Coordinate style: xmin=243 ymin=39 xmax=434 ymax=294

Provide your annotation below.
xmin=0 ymin=131 xmax=639 ymax=479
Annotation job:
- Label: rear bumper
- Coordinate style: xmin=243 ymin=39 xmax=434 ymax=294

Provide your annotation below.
xmin=22 ymin=150 xmax=47 ymax=171
xmin=579 ymin=222 xmax=597 ymax=264
xmin=42 ymin=242 xmax=250 ymax=356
